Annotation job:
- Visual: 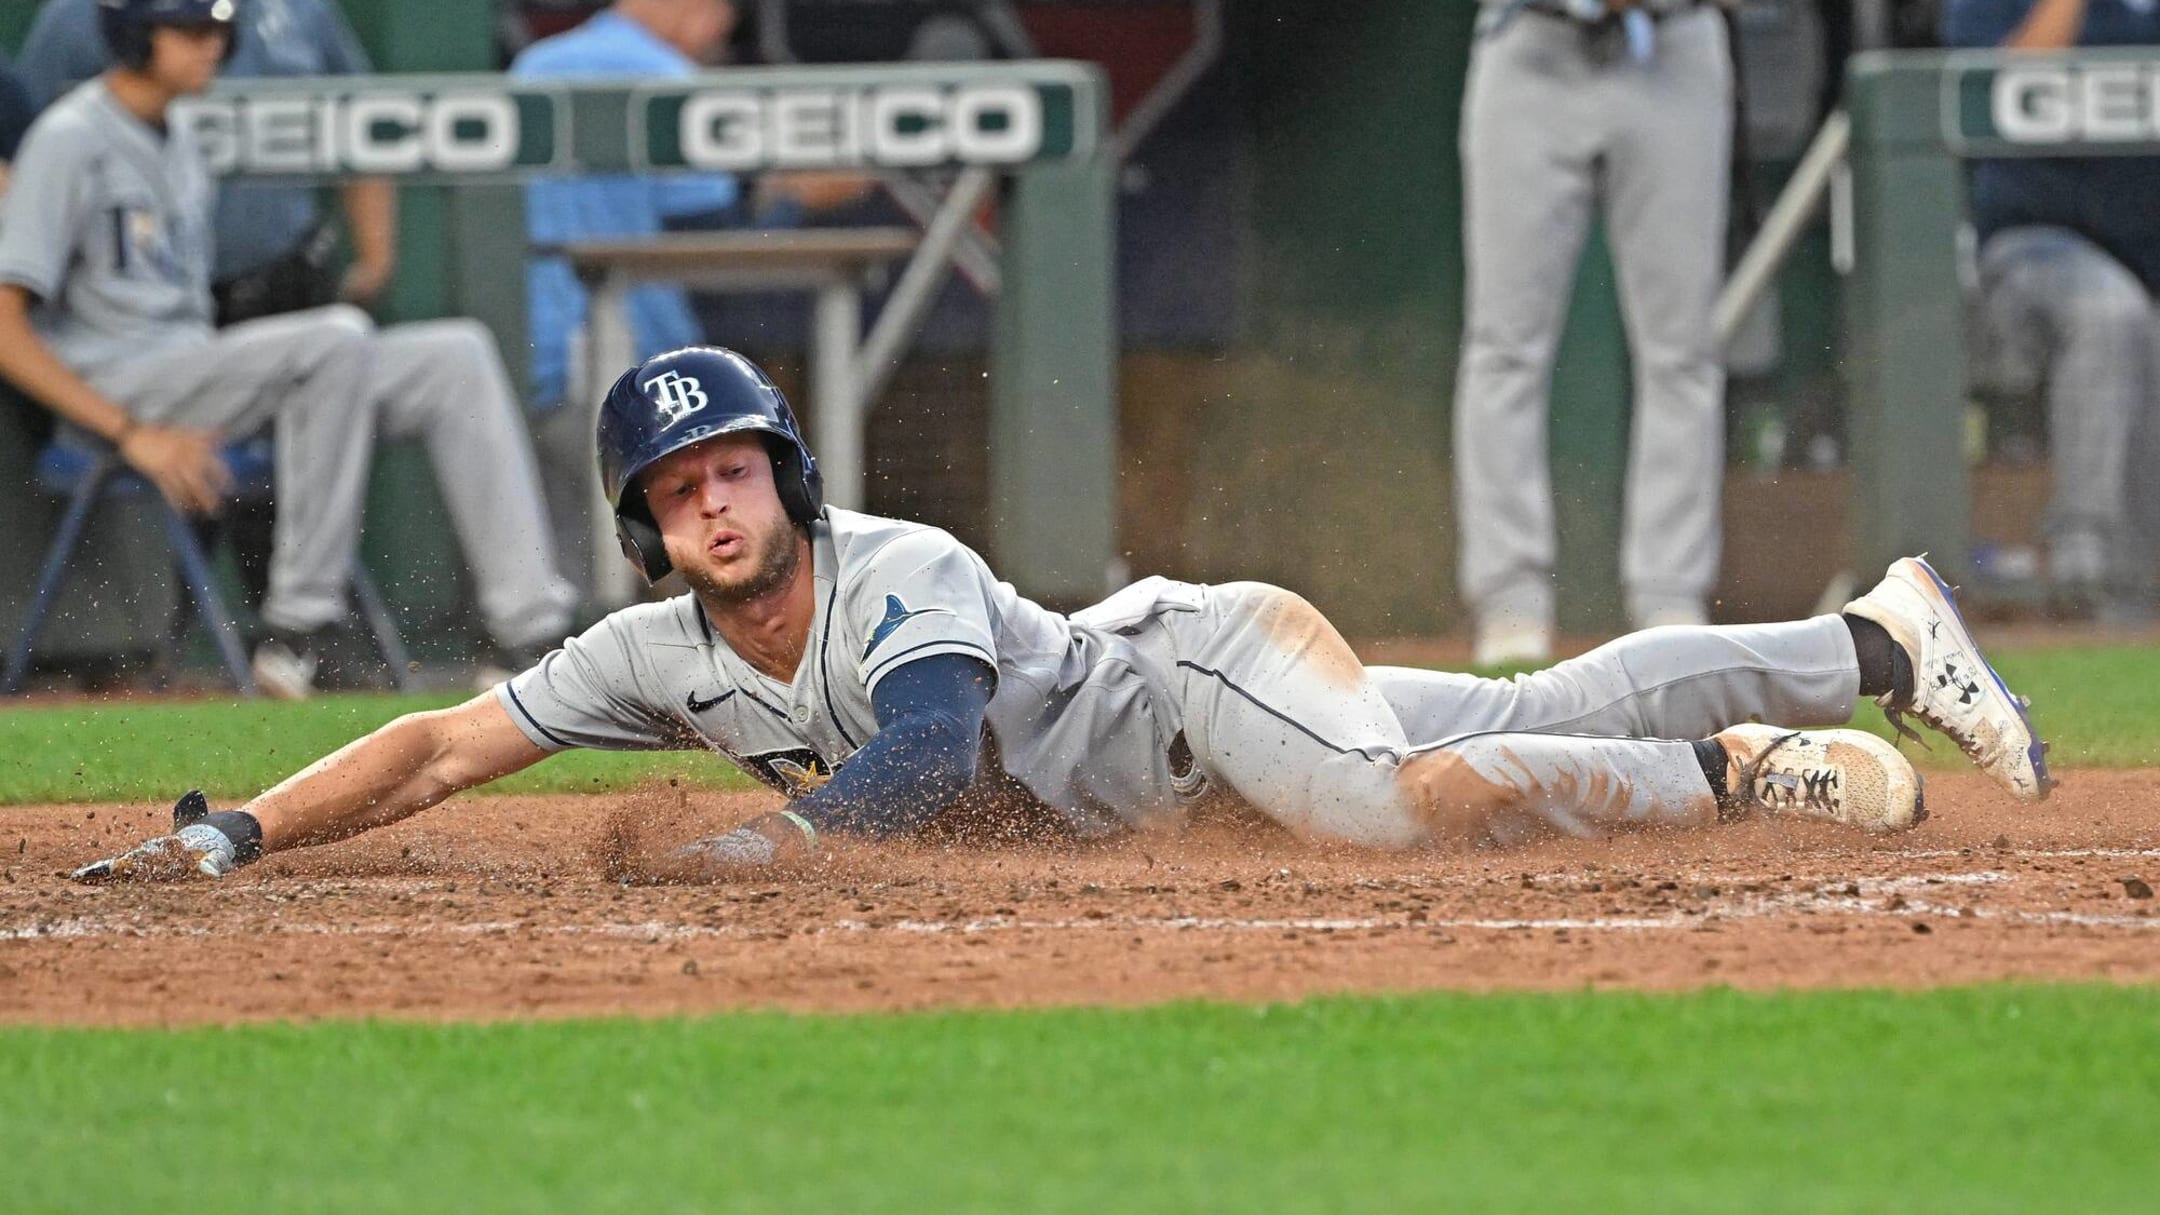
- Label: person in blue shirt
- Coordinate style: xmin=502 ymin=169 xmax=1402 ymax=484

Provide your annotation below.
xmin=511 ymin=0 xmax=868 ymax=579
xmin=17 ymin=0 xmax=398 ymax=320
xmin=1944 ymin=0 xmax=2160 ymax=622
xmin=514 ymin=0 xmax=740 ymax=418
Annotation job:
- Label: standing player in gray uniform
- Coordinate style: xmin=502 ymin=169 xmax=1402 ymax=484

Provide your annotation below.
xmin=0 ymin=0 xmax=579 ymax=697
xmin=75 ymin=347 xmax=2054 ymax=885
xmin=1455 ymin=0 xmax=1735 ymax=665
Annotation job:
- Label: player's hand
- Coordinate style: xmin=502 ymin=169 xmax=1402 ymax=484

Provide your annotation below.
xmin=672 ymin=812 xmax=818 ymax=875
xmin=606 ymin=811 xmax=818 ymax=884
xmin=72 ymin=792 xmax=246 ymax=883
xmin=119 ymin=423 xmax=230 ymax=515
xmin=338 ymin=255 xmax=392 ymax=306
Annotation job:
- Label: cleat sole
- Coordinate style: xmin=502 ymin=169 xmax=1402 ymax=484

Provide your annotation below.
xmin=1903 ymin=557 xmax=2051 ymax=797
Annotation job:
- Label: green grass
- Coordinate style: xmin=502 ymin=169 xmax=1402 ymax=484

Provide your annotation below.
xmin=3 ymin=642 xmax=2155 ymax=803
xmin=3 ymin=987 xmax=2155 ymax=1213
xmin=0 ymin=694 xmax=756 ymax=803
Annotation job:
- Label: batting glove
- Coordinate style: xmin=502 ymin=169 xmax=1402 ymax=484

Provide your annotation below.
xmin=72 ymin=791 xmax=262 ymax=883
xmin=667 ymin=810 xmax=819 ymax=875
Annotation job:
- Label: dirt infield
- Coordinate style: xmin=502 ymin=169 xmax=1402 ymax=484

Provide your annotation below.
xmin=3 ymin=772 xmax=2157 ymax=1026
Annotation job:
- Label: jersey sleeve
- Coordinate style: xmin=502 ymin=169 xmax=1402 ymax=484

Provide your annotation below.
xmin=0 ymin=116 xmax=92 ymax=299
xmin=496 ymin=615 xmax=687 ymax=753
xmin=844 ymin=528 xmax=1002 ymax=696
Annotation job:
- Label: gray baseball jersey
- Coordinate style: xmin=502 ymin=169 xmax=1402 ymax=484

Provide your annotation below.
xmin=500 ymin=508 xmax=1174 ymax=836
xmin=17 ymin=0 xmax=375 ymax=280
xmin=0 ymin=79 xmax=216 ymax=374
xmin=500 ymin=506 xmax=1863 ymax=846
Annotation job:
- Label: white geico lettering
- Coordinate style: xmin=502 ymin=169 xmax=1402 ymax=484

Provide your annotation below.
xmin=680 ymin=83 xmax=1043 ymax=171
xmin=1992 ymin=63 xmax=2160 ymax=144
xmin=183 ymin=92 xmax=520 ymax=175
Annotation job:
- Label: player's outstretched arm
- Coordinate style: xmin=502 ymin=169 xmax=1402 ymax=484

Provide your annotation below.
xmin=73 ymin=693 xmax=550 ymax=882
xmin=617 ymin=655 xmax=995 ymax=883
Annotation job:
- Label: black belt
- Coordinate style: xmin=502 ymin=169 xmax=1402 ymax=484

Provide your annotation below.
xmin=1540 ymin=3 xmax=1702 ymax=19
xmin=1502 ymin=1 xmax=1708 ymax=29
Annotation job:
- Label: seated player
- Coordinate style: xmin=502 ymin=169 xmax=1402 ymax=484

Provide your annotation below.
xmin=76 ymin=346 xmax=2053 ymax=884
xmin=0 ymin=0 xmax=579 ymax=697
xmin=1945 ymin=0 xmax=2160 ymax=619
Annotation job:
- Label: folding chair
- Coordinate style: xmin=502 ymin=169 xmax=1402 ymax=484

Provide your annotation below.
xmin=1 ymin=438 xmax=414 ymax=696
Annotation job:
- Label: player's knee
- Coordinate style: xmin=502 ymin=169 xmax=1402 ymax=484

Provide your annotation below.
xmin=1397 ymin=741 xmax=1533 ymax=849
xmin=1218 ymin=581 xmax=1309 ymax=619
xmin=313 ymin=303 xmax=376 ymax=340
xmin=408 ymin=317 xmax=511 ymax=380
xmin=1458 ymin=332 xmax=1550 ymax=384
xmin=1221 ymin=583 xmax=1365 ymax=688
xmin=2063 ymin=278 xmax=2151 ymax=343
xmin=431 ymin=316 xmax=497 ymax=354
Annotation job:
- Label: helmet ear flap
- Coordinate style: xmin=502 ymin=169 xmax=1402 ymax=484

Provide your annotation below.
xmin=765 ymin=437 xmax=825 ymax=524
xmin=614 ymin=509 xmax=672 ymax=584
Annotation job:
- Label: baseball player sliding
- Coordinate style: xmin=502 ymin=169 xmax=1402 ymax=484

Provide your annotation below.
xmin=78 ymin=347 xmax=2053 ymax=884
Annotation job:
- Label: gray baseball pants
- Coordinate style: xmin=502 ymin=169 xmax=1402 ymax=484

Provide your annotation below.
xmin=1454 ymin=7 xmax=1731 ymax=628
xmin=1129 ymin=577 xmax=1857 ymax=848
xmin=88 ymin=305 xmax=578 ymax=647
xmin=1972 ymin=225 xmax=2160 ymax=592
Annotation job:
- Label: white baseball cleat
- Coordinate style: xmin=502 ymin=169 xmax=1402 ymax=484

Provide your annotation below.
xmin=1843 ymin=555 xmax=2053 ymax=801
xmin=1715 ymin=723 xmax=1926 ymax=833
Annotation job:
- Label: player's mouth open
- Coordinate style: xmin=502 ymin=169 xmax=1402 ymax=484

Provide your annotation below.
xmin=708 ymin=532 xmax=744 ymax=556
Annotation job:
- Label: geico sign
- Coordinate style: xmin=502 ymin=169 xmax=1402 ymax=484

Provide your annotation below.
xmin=1992 ymin=63 xmax=2160 ymax=143
xmin=677 ymin=83 xmax=1043 ymax=169
xmin=185 ymin=93 xmax=520 ymax=175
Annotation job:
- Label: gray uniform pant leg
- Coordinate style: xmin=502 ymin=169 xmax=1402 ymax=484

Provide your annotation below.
xmin=1453 ymin=14 xmax=1599 ymax=627
xmin=1974 ymin=226 xmax=2157 ymax=587
xmin=1453 ymin=10 xmax=1731 ymax=625
xmin=88 ymin=305 xmax=380 ymax=633
xmin=368 ymin=319 xmax=579 ymax=649
xmin=1153 ymin=581 xmax=1744 ymax=849
xmin=1604 ymin=9 xmax=1731 ymax=621
xmin=1370 ymin=614 xmax=1858 ymax=744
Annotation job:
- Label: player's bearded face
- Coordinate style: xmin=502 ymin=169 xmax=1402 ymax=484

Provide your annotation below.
xmin=645 ymin=436 xmax=804 ymax=605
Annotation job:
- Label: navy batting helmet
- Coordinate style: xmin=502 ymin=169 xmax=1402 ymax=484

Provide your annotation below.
xmin=100 ymin=0 xmax=241 ymax=72
xmin=597 ymin=346 xmax=824 ymax=582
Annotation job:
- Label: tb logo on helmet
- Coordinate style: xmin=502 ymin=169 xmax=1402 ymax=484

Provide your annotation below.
xmin=642 ymin=370 xmax=710 ymax=426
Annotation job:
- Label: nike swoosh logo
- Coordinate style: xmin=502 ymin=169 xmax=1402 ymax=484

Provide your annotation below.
xmin=862 ymin=594 xmax=947 ymax=660
xmin=686 ymin=689 xmax=732 ymax=714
